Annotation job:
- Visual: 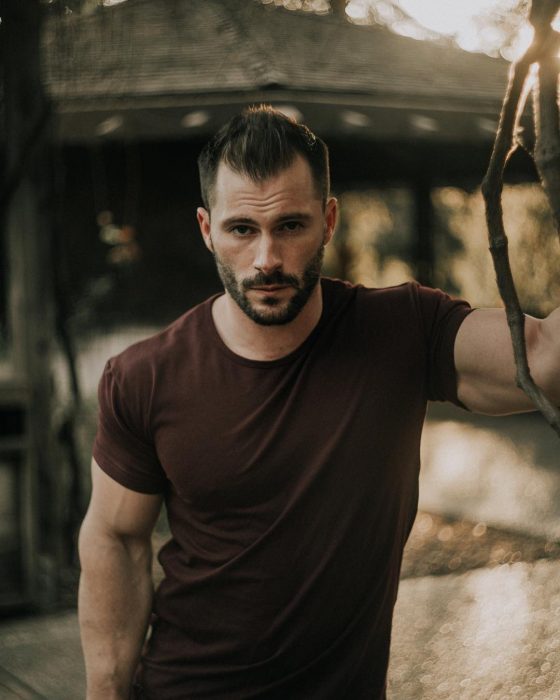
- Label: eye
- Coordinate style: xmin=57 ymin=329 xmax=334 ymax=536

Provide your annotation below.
xmin=279 ymin=221 xmax=303 ymax=233
xmin=229 ymin=225 xmax=254 ymax=236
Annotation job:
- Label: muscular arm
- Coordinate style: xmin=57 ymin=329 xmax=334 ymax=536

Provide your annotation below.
xmin=455 ymin=306 xmax=560 ymax=415
xmin=78 ymin=459 xmax=163 ymax=700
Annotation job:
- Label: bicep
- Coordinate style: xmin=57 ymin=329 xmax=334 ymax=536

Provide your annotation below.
xmin=455 ymin=308 xmax=540 ymax=415
xmin=82 ymin=458 xmax=163 ymax=541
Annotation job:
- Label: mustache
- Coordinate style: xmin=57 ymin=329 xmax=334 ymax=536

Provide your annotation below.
xmin=241 ymin=271 xmax=300 ymax=291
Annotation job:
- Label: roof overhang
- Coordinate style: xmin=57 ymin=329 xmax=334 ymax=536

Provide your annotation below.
xmin=53 ymin=89 xmax=501 ymax=145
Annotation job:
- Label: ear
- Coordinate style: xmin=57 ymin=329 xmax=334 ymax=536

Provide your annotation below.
xmin=197 ymin=207 xmax=214 ymax=253
xmin=323 ymin=196 xmax=338 ymax=246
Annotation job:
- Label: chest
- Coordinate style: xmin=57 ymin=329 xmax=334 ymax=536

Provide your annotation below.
xmin=152 ymin=338 xmax=424 ymax=511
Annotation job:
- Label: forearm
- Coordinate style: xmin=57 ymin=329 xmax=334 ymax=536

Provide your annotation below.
xmin=78 ymin=522 xmax=154 ymax=700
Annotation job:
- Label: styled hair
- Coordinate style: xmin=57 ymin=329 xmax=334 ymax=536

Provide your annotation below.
xmin=197 ymin=105 xmax=330 ymax=209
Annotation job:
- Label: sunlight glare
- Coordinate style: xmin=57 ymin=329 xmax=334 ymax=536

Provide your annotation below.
xmin=389 ymin=0 xmax=531 ymax=57
xmin=461 ymin=566 xmax=532 ymax=678
xmin=399 ymin=0 xmax=492 ymax=36
xmin=502 ymin=22 xmax=534 ymax=61
xmin=346 ymin=0 xmax=370 ymax=22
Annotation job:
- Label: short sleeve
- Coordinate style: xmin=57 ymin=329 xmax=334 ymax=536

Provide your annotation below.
xmin=92 ymin=359 xmax=167 ymax=494
xmin=414 ymin=284 xmax=474 ymax=406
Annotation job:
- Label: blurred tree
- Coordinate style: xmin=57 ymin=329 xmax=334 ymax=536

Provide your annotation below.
xmin=431 ymin=185 xmax=560 ymax=315
xmin=1 ymin=0 xmax=88 ymax=588
xmin=1 ymin=0 xmax=66 ymax=604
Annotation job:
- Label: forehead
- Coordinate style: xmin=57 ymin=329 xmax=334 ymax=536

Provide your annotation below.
xmin=211 ymin=155 xmax=320 ymax=215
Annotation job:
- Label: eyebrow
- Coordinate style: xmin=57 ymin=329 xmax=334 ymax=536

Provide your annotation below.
xmin=220 ymin=212 xmax=313 ymax=228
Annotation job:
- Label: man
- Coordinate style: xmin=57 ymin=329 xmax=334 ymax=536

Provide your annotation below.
xmin=78 ymin=105 xmax=559 ymax=699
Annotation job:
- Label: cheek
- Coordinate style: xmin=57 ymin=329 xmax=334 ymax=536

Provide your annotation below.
xmin=214 ymin=240 xmax=253 ymax=269
xmin=292 ymin=238 xmax=323 ymax=264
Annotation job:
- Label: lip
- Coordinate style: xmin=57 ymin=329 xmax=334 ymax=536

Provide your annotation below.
xmin=250 ymin=285 xmax=290 ymax=292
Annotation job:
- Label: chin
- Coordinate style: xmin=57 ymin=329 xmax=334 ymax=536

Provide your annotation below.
xmin=248 ymin=306 xmax=297 ymax=326
xmin=240 ymin=296 xmax=301 ymax=325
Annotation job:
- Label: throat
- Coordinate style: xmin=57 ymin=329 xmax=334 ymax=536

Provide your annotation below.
xmin=211 ymin=289 xmax=323 ymax=361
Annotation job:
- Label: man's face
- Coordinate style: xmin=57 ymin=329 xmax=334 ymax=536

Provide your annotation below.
xmin=197 ymin=155 xmax=337 ymax=326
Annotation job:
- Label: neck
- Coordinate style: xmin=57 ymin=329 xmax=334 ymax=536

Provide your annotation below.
xmin=211 ymin=282 xmax=324 ymax=361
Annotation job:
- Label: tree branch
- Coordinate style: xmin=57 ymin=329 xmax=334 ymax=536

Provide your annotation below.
xmin=481 ymin=8 xmax=560 ymax=436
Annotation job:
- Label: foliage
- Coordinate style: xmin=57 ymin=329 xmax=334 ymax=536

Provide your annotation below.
xmin=434 ymin=186 xmax=559 ymax=316
xmin=330 ymin=189 xmax=415 ymax=287
xmin=329 ymin=185 xmax=559 ymax=319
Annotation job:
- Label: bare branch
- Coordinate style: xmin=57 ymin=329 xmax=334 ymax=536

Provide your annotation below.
xmin=481 ymin=18 xmax=560 ymax=436
xmin=529 ymin=0 xmax=560 ymax=27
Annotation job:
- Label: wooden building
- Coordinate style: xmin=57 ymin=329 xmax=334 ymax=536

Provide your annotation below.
xmin=40 ymin=0 xmax=525 ymax=304
xmin=1 ymin=0 xmax=523 ymax=609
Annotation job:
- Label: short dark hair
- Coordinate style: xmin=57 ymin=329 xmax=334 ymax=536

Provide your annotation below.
xmin=197 ymin=105 xmax=330 ymax=209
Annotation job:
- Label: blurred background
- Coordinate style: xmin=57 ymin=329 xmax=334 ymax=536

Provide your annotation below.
xmin=0 ymin=1 xmax=559 ymax=698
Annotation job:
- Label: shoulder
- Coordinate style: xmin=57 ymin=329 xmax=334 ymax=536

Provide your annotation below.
xmin=106 ymin=295 xmax=216 ymax=386
xmin=321 ymin=277 xmax=471 ymax=341
xmin=322 ymin=276 xmax=428 ymax=305
xmin=322 ymin=277 xmax=431 ymax=320
xmin=354 ymin=279 xmax=470 ymax=322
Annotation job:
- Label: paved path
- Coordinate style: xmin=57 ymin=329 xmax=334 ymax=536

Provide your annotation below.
xmin=1 ymin=560 xmax=559 ymax=699
xmin=0 ymin=611 xmax=82 ymax=700
xmin=389 ymin=560 xmax=560 ymax=700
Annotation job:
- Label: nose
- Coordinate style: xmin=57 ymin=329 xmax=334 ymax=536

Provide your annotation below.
xmin=253 ymin=233 xmax=282 ymax=274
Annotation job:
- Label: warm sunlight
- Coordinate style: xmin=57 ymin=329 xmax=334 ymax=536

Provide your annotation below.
xmin=399 ymin=0 xmax=504 ymax=36
xmin=346 ymin=0 xmax=538 ymax=59
xmin=400 ymin=0 xmax=536 ymax=58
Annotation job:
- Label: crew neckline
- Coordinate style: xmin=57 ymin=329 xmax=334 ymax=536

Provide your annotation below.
xmin=205 ymin=279 xmax=332 ymax=368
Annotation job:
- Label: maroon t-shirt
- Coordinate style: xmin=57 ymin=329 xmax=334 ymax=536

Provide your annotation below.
xmin=93 ymin=278 xmax=472 ymax=699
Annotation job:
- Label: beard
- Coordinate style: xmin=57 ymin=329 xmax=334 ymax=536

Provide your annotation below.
xmin=214 ymin=243 xmax=325 ymax=326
